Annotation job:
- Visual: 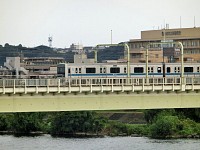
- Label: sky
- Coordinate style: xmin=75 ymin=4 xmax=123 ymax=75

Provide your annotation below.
xmin=0 ymin=0 xmax=200 ymax=48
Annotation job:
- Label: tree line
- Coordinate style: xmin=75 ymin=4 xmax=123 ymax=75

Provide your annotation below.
xmin=0 ymin=108 xmax=200 ymax=139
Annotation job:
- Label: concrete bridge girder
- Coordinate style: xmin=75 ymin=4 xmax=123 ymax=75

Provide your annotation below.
xmin=0 ymin=91 xmax=200 ymax=112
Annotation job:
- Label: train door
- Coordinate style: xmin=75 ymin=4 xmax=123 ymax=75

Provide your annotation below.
xmin=57 ymin=63 xmax=68 ymax=78
xmin=162 ymin=63 xmax=166 ymax=77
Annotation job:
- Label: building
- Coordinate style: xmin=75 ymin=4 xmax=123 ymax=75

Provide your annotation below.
xmin=22 ymin=57 xmax=64 ymax=78
xmin=70 ymin=43 xmax=83 ymax=53
xmin=128 ymin=27 xmax=200 ymax=63
xmin=74 ymin=53 xmax=95 ymax=63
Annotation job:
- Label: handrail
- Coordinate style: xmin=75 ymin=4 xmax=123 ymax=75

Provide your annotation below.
xmin=0 ymin=77 xmax=200 ymax=88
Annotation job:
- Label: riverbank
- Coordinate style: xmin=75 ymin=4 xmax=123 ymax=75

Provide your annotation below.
xmin=1 ymin=109 xmax=200 ymax=139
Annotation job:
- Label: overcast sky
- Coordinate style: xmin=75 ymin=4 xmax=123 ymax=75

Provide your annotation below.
xmin=0 ymin=0 xmax=200 ymax=48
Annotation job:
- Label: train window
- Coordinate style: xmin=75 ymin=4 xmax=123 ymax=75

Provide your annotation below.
xmin=134 ymin=67 xmax=144 ymax=73
xmin=75 ymin=68 xmax=78 ymax=73
xmin=151 ymin=67 xmax=153 ymax=73
xmin=124 ymin=67 xmax=127 ymax=73
xmin=148 ymin=67 xmax=153 ymax=73
xmin=178 ymin=67 xmax=180 ymax=73
xmin=103 ymin=67 xmax=106 ymax=73
xmin=184 ymin=67 xmax=193 ymax=72
xmin=167 ymin=67 xmax=171 ymax=73
xmin=110 ymin=67 xmax=120 ymax=73
xmin=86 ymin=68 xmax=96 ymax=73
xmin=197 ymin=67 xmax=200 ymax=72
xmin=79 ymin=68 xmax=81 ymax=73
xmin=157 ymin=67 xmax=161 ymax=73
xmin=68 ymin=68 xmax=71 ymax=74
xmin=100 ymin=68 xmax=103 ymax=73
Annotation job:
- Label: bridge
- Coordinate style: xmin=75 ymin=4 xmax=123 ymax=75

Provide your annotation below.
xmin=0 ymin=77 xmax=200 ymax=112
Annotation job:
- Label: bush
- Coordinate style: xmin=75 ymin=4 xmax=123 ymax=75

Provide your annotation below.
xmin=149 ymin=115 xmax=179 ymax=139
xmin=178 ymin=119 xmax=200 ymax=137
xmin=104 ymin=121 xmax=128 ymax=136
xmin=126 ymin=124 xmax=149 ymax=136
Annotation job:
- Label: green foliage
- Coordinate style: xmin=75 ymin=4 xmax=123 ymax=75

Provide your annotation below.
xmin=0 ymin=114 xmax=13 ymax=131
xmin=175 ymin=108 xmax=200 ymax=122
xmin=178 ymin=119 xmax=200 ymax=137
xmin=11 ymin=113 xmax=43 ymax=134
xmin=144 ymin=109 xmax=176 ymax=124
xmin=126 ymin=124 xmax=149 ymax=136
xmin=149 ymin=115 xmax=179 ymax=138
xmin=0 ymin=114 xmax=8 ymax=131
xmin=104 ymin=121 xmax=127 ymax=136
xmin=50 ymin=111 xmax=107 ymax=136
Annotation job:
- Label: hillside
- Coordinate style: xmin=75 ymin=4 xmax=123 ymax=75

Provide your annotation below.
xmin=0 ymin=44 xmax=124 ymax=66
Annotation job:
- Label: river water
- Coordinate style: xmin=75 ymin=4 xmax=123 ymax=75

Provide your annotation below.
xmin=0 ymin=135 xmax=200 ymax=150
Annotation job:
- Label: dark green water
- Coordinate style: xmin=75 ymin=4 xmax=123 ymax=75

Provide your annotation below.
xmin=0 ymin=135 xmax=200 ymax=150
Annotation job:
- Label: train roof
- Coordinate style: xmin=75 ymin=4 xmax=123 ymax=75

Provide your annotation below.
xmin=63 ymin=62 xmax=200 ymax=66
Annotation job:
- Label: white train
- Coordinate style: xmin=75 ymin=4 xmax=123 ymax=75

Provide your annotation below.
xmin=57 ymin=63 xmax=200 ymax=78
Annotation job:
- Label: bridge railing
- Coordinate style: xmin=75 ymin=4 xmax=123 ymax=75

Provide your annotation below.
xmin=0 ymin=77 xmax=200 ymax=88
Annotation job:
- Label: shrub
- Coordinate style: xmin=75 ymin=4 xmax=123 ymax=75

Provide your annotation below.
xmin=149 ymin=115 xmax=179 ymax=139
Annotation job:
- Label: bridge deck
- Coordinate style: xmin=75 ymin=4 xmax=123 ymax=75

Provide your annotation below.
xmin=0 ymin=77 xmax=200 ymax=112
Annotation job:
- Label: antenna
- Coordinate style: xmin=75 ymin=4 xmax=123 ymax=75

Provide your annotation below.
xmin=180 ymin=16 xmax=182 ymax=28
xmin=111 ymin=30 xmax=113 ymax=44
xmin=48 ymin=35 xmax=53 ymax=47
xmin=164 ymin=19 xmax=166 ymax=29
xmin=194 ymin=16 xmax=196 ymax=27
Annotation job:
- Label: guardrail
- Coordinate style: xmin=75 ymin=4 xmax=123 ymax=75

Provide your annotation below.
xmin=0 ymin=77 xmax=200 ymax=87
xmin=0 ymin=77 xmax=200 ymax=94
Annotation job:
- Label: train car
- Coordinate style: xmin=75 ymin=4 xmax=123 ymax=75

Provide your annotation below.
xmin=57 ymin=62 xmax=200 ymax=78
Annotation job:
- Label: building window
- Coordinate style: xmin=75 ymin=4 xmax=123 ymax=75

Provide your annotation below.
xmin=155 ymin=54 xmax=159 ymax=58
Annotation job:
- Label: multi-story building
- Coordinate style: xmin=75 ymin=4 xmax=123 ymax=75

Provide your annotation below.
xmin=128 ymin=27 xmax=200 ymax=63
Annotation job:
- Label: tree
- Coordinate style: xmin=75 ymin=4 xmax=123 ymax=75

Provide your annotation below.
xmin=149 ymin=115 xmax=179 ymax=138
xmin=11 ymin=112 xmax=42 ymax=134
xmin=0 ymin=113 xmax=13 ymax=131
xmin=50 ymin=111 xmax=107 ymax=136
xmin=4 ymin=43 xmax=10 ymax=48
xmin=175 ymin=108 xmax=200 ymax=122
xmin=144 ymin=109 xmax=162 ymax=124
xmin=0 ymin=114 xmax=9 ymax=131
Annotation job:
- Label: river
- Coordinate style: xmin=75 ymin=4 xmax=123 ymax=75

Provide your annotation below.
xmin=0 ymin=135 xmax=200 ymax=150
